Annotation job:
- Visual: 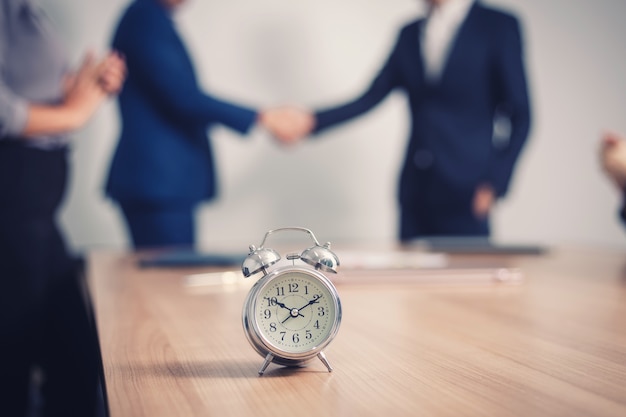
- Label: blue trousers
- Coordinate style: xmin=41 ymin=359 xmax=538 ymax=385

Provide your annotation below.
xmin=399 ymin=199 xmax=490 ymax=242
xmin=119 ymin=202 xmax=195 ymax=249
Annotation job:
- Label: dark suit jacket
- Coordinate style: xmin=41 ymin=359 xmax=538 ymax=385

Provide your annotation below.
xmin=106 ymin=0 xmax=257 ymax=206
xmin=314 ymin=1 xmax=531 ymax=209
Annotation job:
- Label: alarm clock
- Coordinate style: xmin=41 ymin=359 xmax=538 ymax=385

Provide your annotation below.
xmin=241 ymin=227 xmax=342 ymax=375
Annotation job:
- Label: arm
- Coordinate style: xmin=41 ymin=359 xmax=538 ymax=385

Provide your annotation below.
xmin=313 ymin=30 xmax=405 ymax=134
xmin=0 ymin=7 xmax=28 ymax=138
xmin=487 ymin=16 xmax=532 ymax=197
xmin=22 ymin=53 xmax=109 ymax=137
xmin=1 ymin=52 xmax=125 ymax=140
xmin=115 ymin=14 xmax=257 ymax=135
xmin=0 ymin=3 xmax=125 ymax=141
xmin=0 ymin=81 xmax=28 ymax=138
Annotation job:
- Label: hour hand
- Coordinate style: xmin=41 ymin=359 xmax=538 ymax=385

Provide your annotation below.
xmin=276 ymin=300 xmax=304 ymax=319
xmin=274 ymin=300 xmax=292 ymax=311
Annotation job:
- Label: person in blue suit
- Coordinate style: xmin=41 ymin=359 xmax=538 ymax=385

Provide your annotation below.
xmin=309 ymin=0 xmax=531 ymax=242
xmin=106 ymin=0 xmax=310 ymax=248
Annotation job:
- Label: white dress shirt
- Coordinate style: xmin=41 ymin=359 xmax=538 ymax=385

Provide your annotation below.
xmin=421 ymin=0 xmax=475 ymax=82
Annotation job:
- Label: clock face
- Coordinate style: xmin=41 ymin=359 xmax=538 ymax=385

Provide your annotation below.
xmin=252 ymin=268 xmax=340 ymax=356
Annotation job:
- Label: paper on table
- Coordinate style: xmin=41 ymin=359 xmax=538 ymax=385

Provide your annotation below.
xmin=338 ymin=250 xmax=449 ymax=270
xmin=184 ymin=271 xmax=253 ymax=293
xmin=333 ymin=250 xmax=523 ymax=285
xmin=333 ymin=267 xmax=523 ymax=285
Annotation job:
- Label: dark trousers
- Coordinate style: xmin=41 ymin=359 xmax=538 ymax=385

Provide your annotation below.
xmin=118 ymin=202 xmax=195 ymax=249
xmin=399 ymin=177 xmax=491 ymax=242
xmin=0 ymin=142 xmax=100 ymax=417
xmin=399 ymin=203 xmax=490 ymax=242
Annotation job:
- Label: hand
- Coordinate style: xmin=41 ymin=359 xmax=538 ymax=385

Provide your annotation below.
xmin=279 ymin=295 xmax=321 ymax=324
xmin=275 ymin=300 xmax=304 ymax=318
xmin=600 ymin=131 xmax=626 ymax=190
xmin=259 ymin=106 xmax=315 ymax=145
xmin=472 ymin=184 xmax=495 ymax=219
xmin=61 ymin=51 xmax=126 ymax=127
xmin=96 ymin=50 xmax=126 ymax=95
xmin=62 ymin=51 xmax=108 ymax=127
xmin=21 ymin=51 xmax=123 ymax=137
xmin=296 ymin=294 xmax=322 ymax=311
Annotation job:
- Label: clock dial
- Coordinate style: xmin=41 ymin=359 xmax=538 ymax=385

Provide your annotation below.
xmin=253 ymin=269 xmax=339 ymax=355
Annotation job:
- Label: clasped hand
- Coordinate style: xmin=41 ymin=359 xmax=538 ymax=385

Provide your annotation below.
xmin=259 ymin=106 xmax=315 ymax=146
xmin=62 ymin=50 xmax=126 ymax=125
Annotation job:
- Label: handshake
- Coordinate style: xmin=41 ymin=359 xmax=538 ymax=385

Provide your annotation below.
xmin=258 ymin=106 xmax=316 ymax=146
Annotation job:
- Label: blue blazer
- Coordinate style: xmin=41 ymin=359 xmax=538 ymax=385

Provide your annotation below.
xmin=106 ymin=0 xmax=257 ymax=206
xmin=314 ymin=2 xmax=531 ymax=208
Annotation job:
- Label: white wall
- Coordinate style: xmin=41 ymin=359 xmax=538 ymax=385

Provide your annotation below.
xmin=44 ymin=0 xmax=626 ymax=251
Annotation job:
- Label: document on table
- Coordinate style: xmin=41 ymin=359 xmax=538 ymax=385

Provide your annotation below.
xmin=334 ymin=250 xmax=523 ymax=285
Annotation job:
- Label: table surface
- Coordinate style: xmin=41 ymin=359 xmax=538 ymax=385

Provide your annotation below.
xmin=87 ymin=246 xmax=626 ymax=417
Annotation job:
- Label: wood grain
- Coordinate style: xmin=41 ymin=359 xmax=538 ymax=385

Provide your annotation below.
xmin=87 ymin=247 xmax=626 ymax=417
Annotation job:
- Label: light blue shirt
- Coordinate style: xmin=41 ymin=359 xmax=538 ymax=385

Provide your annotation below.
xmin=0 ymin=0 xmax=69 ymax=147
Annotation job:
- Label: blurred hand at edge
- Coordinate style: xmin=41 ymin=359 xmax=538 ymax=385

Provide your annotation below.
xmin=473 ymin=184 xmax=495 ymax=219
xmin=600 ymin=131 xmax=626 ymax=190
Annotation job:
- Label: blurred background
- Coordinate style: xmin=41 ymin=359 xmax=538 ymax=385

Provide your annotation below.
xmin=43 ymin=0 xmax=626 ymax=250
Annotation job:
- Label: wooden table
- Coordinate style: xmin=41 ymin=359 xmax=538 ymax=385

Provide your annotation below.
xmin=87 ymin=247 xmax=626 ymax=417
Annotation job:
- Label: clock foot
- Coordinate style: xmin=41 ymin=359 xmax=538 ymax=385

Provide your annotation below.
xmin=258 ymin=353 xmax=274 ymax=375
xmin=317 ymin=351 xmax=333 ymax=372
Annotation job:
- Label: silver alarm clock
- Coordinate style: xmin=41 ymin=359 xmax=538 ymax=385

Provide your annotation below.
xmin=241 ymin=227 xmax=342 ymax=375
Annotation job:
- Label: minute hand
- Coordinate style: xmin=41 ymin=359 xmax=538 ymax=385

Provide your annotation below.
xmin=297 ymin=295 xmax=322 ymax=311
xmin=281 ymin=295 xmax=322 ymax=324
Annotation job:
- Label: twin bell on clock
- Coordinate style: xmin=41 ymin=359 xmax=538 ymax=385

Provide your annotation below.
xmin=241 ymin=227 xmax=342 ymax=375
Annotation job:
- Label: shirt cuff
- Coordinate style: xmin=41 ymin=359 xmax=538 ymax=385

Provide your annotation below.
xmin=0 ymin=96 xmax=28 ymax=138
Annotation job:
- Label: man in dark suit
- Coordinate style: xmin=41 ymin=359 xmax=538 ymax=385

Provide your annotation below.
xmin=106 ymin=0 xmax=311 ymax=248
xmin=310 ymin=0 xmax=531 ymax=242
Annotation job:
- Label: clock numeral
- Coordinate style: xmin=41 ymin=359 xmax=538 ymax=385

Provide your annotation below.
xmin=292 ymin=333 xmax=300 ymax=343
xmin=317 ymin=306 xmax=326 ymax=316
xmin=280 ymin=331 xmax=286 ymax=341
xmin=263 ymin=309 xmax=271 ymax=319
xmin=305 ymin=330 xmax=312 ymax=340
xmin=269 ymin=323 xmax=277 ymax=332
xmin=288 ymin=283 xmax=299 ymax=293
xmin=264 ymin=297 xmax=278 ymax=307
xmin=304 ymin=285 xmax=309 ymax=295
xmin=276 ymin=287 xmax=285 ymax=296
xmin=313 ymin=320 xmax=320 ymax=329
